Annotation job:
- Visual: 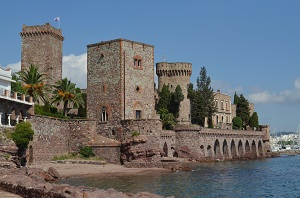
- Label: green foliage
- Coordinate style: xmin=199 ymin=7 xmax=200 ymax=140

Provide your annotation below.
xmin=190 ymin=67 xmax=216 ymax=126
xmin=158 ymin=108 xmax=176 ymax=130
xmin=17 ymin=64 xmax=48 ymax=103
xmin=34 ymin=104 xmax=66 ymax=119
xmin=233 ymin=92 xmax=239 ymax=104
xmin=157 ymin=84 xmax=172 ymax=110
xmin=131 ymin=131 xmax=140 ymax=137
xmin=232 ymin=117 xmax=243 ymax=130
xmin=11 ymin=122 xmax=34 ymax=150
xmin=249 ymin=112 xmax=259 ymax=130
xmin=235 ymin=94 xmax=250 ymax=129
xmin=52 ymin=78 xmax=85 ymax=116
xmin=79 ymin=146 xmax=95 ymax=158
xmin=11 ymin=73 xmax=25 ymax=94
xmin=169 ymin=85 xmax=184 ymax=118
xmin=77 ymin=93 xmax=87 ymax=118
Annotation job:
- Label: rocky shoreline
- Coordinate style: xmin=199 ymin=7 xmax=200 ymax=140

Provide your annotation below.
xmin=0 ymin=161 xmax=174 ymax=198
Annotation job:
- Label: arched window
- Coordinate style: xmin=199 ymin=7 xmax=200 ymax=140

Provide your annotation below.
xmin=100 ymin=106 xmax=108 ymax=122
xmin=133 ymin=55 xmax=142 ymax=68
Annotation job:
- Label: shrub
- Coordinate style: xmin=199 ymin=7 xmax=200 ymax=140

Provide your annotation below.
xmin=131 ymin=131 xmax=140 ymax=137
xmin=11 ymin=122 xmax=34 ymax=150
xmin=79 ymin=146 xmax=95 ymax=158
xmin=232 ymin=117 xmax=243 ymax=130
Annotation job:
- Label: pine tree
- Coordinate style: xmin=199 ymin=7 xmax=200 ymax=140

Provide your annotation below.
xmin=170 ymin=85 xmax=184 ymax=118
xmin=249 ymin=112 xmax=259 ymax=130
xmin=236 ymin=94 xmax=250 ymax=129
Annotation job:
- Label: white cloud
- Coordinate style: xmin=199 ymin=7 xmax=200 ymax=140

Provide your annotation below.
xmin=5 ymin=61 xmax=21 ymax=73
xmin=62 ymin=53 xmax=87 ymax=89
xmin=248 ymin=79 xmax=300 ymax=104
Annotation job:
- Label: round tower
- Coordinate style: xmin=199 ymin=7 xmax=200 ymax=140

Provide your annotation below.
xmin=156 ymin=62 xmax=192 ymax=124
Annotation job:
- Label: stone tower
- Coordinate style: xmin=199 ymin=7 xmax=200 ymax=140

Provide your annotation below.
xmin=156 ymin=62 xmax=192 ymax=124
xmin=20 ymin=23 xmax=64 ymax=86
xmin=87 ymin=38 xmax=156 ymax=121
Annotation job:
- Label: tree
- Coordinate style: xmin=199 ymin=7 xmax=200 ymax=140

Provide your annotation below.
xmin=236 ymin=94 xmax=250 ymax=129
xmin=17 ymin=64 xmax=48 ymax=102
xmin=191 ymin=67 xmax=216 ymax=126
xmin=157 ymin=108 xmax=176 ymax=130
xmin=249 ymin=112 xmax=259 ymax=130
xmin=11 ymin=74 xmax=25 ymax=94
xmin=11 ymin=122 xmax=34 ymax=166
xmin=232 ymin=117 xmax=243 ymax=130
xmin=169 ymin=85 xmax=184 ymax=118
xmin=233 ymin=92 xmax=239 ymax=104
xmin=157 ymin=84 xmax=172 ymax=110
xmin=52 ymin=78 xmax=85 ymax=116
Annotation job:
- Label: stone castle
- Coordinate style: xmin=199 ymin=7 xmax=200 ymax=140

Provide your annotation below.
xmin=0 ymin=23 xmax=271 ymax=165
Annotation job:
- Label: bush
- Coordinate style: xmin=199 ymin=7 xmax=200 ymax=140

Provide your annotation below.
xmin=79 ymin=146 xmax=95 ymax=158
xmin=11 ymin=122 xmax=34 ymax=150
xmin=34 ymin=104 xmax=67 ymax=119
xmin=232 ymin=117 xmax=243 ymax=130
xmin=131 ymin=131 xmax=140 ymax=137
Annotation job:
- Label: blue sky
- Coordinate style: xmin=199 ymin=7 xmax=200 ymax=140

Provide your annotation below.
xmin=1 ymin=1 xmax=300 ymax=132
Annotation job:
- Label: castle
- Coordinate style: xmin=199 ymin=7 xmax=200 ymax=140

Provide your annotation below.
xmin=0 ymin=23 xmax=271 ymax=165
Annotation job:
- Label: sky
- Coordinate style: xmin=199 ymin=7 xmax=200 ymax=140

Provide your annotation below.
xmin=1 ymin=0 xmax=300 ymax=133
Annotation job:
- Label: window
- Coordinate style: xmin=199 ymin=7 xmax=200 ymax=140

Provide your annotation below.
xmin=133 ymin=55 xmax=142 ymax=68
xmin=136 ymin=110 xmax=141 ymax=119
xmin=101 ymin=106 xmax=108 ymax=122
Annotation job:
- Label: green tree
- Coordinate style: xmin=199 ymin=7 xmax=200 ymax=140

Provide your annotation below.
xmin=17 ymin=64 xmax=48 ymax=102
xmin=52 ymin=78 xmax=85 ymax=116
xmin=232 ymin=117 xmax=243 ymax=130
xmin=191 ymin=67 xmax=216 ymax=126
xmin=11 ymin=122 xmax=34 ymax=166
xmin=249 ymin=112 xmax=259 ymax=130
xmin=11 ymin=74 xmax=25 ymax=94
xmin=233 ymin=92 xmax=239 ymax=104
xmin=158 ymin=108 xmax=176 ymax=130
xmin=157 ymin=84 xmax=172 ymax=110
xmin=169 ymin=85 xmax=184 ymax=118
xmin=236 ymin=94 xmax=250 ymax=129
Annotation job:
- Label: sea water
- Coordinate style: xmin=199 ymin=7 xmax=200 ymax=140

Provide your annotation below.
xmin=60 ymin=155 xmax=300 ymax=198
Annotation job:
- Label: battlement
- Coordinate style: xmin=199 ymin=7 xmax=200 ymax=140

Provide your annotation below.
xmin=20 ymin=23 xmax=64 ymax=41
xmin=156 ymin=62 xmax=192 ymax=77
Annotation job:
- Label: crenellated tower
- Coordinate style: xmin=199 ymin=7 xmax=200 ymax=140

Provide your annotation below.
xmin=156 ymin=62 xmax=192 ymax=124
xmin=20 ymin=23 xmax=64 ymax=86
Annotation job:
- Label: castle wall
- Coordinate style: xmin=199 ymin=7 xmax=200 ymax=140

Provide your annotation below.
xmin=156 ymin=62 xmax=192 ymax=123
xmin=20 ymin=23 xmax=63 ymax=86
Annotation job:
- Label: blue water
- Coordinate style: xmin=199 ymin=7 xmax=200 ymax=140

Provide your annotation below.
xmin=60 ymin=155 xmax=300 ymax=197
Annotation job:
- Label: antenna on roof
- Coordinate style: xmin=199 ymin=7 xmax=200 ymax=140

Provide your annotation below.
xmin=163 ymin=53 xmax=166 ymax=62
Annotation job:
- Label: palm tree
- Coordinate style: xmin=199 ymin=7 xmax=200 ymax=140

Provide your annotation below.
xmin=158 ymin=108 xmax=176 ymax=130
xmin=17 ymin=64 xmax=48 ymax=102
xmin=52 ymin=78 xmax=85 ymax=116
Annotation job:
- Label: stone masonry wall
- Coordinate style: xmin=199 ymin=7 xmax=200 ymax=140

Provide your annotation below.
xmin=20 ymin=23 xmax=63 ymax=86
xmin=28 ymin=116 xmax=97 ymax=163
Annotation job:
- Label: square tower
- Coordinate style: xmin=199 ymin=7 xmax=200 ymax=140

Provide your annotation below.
xmin=20 ymin=23 xmax=64 ymax=86
xmin=87 ymin=38 xmax=156 ymax=121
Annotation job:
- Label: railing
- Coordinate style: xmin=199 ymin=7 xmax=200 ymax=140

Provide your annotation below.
xmin=1 ymin=89 xmax=33 ymax=103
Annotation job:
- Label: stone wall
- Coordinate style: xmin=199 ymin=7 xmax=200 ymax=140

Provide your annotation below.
xmin=28 ymin=116 xmax=97 ymax=163
xmin=20 ymin=23 xmax=63 ymax=86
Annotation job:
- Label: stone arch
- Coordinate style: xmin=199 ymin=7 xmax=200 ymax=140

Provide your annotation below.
xmin=214 ymin=139 xmax=221 ymax=157
xmin=258 ymin=140 xmax=263 ymax=156
xmin=245 ymin=140 xmax=251 ymax=157
xmin=231 ymin=140 xmax=237 ymax=159
xmin=223 ymin=139 xmax=229 ymax=158
xmin=238 ymin=140 xmax=243 ymax=157
xmin=252 ymin=140 xmax=257 ymax=158
xmin=163 ymin=142 xmax=168 ymax=157
xmin=207 ymin=145 xmax=213 ymax=157
xmin=200 ymin=145 xmax=205 ymax=157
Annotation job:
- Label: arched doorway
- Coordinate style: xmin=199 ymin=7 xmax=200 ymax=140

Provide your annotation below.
xmin=207 ymin=145 xmax=213 ymax=157
xmin=163 ymin=142 xmax=168 ymax=157
xmin=258 ymin=140 xmax=263 ymax=156
xmin=245 ymin=140 xmax=250 ymax=157
xmin=231 ymin=140 xmax=237 ymax=159
xmin=252 ymin=140 xmax=257 ymax=158
xmin=214 ymin=139 xmax=221 ymax=157
xmin=238 ymin=140 xmax=243 ymax=157
xmin=223 ymin=139 xmax=229 ymax=158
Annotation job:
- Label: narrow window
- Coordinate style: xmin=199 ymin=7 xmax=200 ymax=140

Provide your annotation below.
xmin=133 ymin=55 xmax=142 ymax=68
xmin=136 ymin=110 xmax=141 ymax=119
xmin=101 ymin=106 xmax=108 ymax=122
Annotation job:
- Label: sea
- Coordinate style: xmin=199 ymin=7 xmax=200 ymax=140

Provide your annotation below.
xmin=60 ymin=154 xmax=300 ymax=198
